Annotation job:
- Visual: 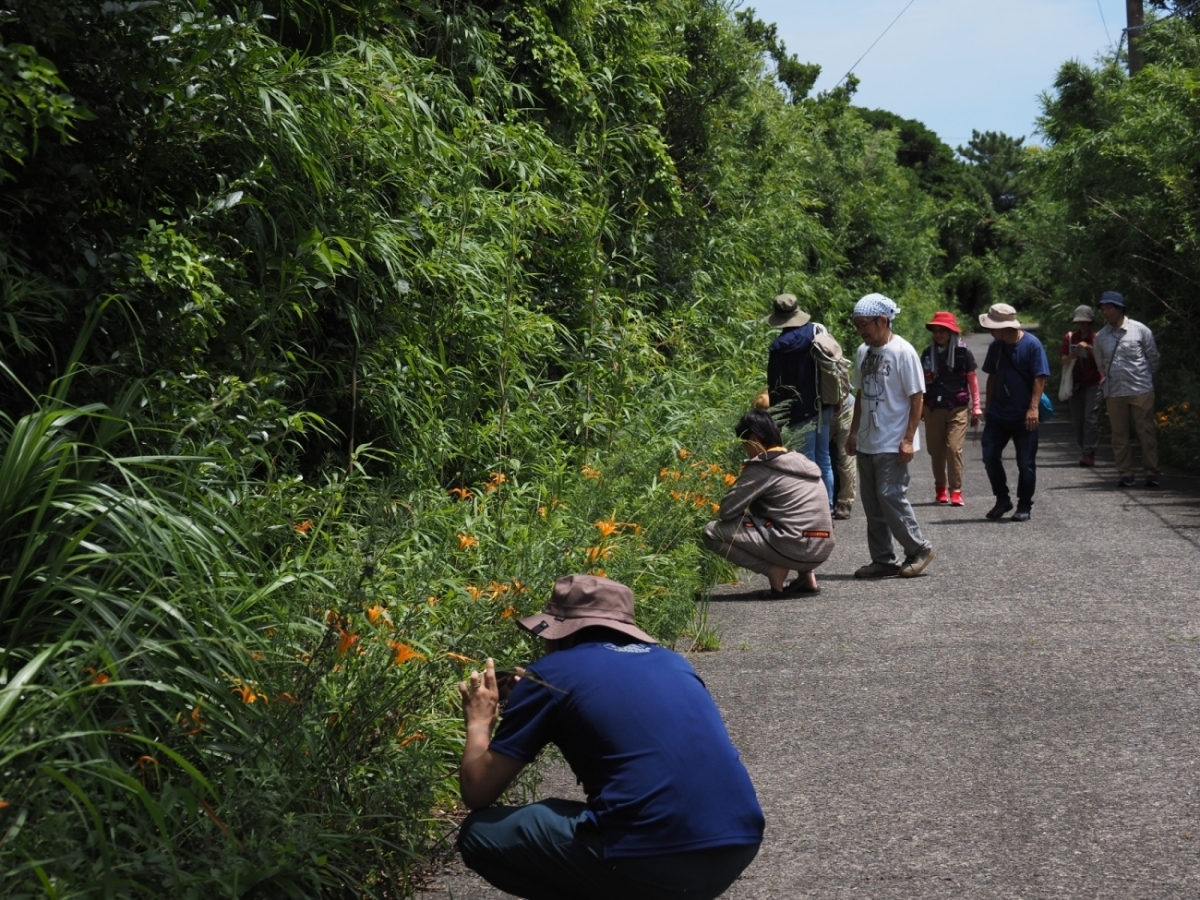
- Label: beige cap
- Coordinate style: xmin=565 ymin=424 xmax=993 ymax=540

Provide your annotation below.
xmin=978 ymin=303 xmax=1023 ymax=330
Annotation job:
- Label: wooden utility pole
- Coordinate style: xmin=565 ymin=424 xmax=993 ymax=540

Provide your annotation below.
xmin=1126 ymin=0 xmax=1144 ymax=75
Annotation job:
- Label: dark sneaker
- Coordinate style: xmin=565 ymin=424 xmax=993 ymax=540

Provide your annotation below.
xmin=1011 ymin=509 xmax=1031 ymax=522
xmin=1144 ymin=476 xmax=1160 ymax=488
xmin=985 ymin=499 xmax=1014 ymax=520
xmin=833 ymin=501 xmax=852 ymax=520
xmin=899 ymin=547 xmax=935 ymax=578
xmin=854 ymin=561 xmax=901 ymax=579
xmin=1079 ymin=453 xmax=1096 ymax=467
xmin=1118 ymin=476 xmax=1136 ymax=487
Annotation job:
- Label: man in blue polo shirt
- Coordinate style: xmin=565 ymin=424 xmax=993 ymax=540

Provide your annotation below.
xmin=979 ymin=303 xmax=1051 ymax=522
xmin=455 ymin=575 xmax=763 ymax=900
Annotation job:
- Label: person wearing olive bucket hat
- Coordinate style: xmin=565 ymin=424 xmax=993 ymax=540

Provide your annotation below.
xmin=978 ymin=303 xmax=1051 ymax=522
xmin=455 ymin=574 xmax=764 ymax=900
xmin=762 ymin=292 xmax=836 ymax=507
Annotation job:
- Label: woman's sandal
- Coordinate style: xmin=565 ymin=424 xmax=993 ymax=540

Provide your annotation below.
xmin=785 ymin=579 xmax=821 ymax=596
xmin=756 ymin=587 xmax=788 ymax=600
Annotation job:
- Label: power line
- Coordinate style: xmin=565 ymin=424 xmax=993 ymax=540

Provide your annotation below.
xmin=1096 ymin=0 xmax=1113 ymax=48
xmin=835 ymin=0 xmax=920 ymax=88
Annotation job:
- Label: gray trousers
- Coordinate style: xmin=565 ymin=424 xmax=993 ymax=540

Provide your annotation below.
xmin=1069 ymin=385 xmax=1102 ymax=454
xmin=856 ymin=452 xmax=930 ymax=565
xmin=702 ymin=518 xmax=833 ymax=576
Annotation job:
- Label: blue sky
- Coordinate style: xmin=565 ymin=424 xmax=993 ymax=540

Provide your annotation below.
xmin=742 ymin=0 xmax=1129 ymax=149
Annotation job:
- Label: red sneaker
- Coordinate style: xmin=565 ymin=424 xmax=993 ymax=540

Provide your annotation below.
xmin=936 ymin=486 xmax=949 ymax=504
xmin=950 ymin=490 xmax=964 ymax=506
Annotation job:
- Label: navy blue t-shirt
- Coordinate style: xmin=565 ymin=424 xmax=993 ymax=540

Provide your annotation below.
xmin=982 ymin=333 xmax=1050 ymax=422
xmin=488 ymin=639 xmax=765 ymax=859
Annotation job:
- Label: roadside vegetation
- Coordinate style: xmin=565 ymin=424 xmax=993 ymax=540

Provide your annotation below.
xmin=1 ymin=1 xmax=1196 ymax=896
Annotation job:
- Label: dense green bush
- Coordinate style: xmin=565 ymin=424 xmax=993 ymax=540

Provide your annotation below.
xmin=0 ymin=0 xmax=1024 ymax=896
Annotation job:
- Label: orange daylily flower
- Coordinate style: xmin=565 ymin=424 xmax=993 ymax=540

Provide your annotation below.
xmin=538 ymin=505 xmax=548 ymax=517
xmin=591 ymin=568 xmax=607 ymax=578
xmin=511 ymin=579 xmax=527 ymax=593
xmin=594 ymin=519 xmax=618 ymax=538
xmin=366 ymin=604 xmax=386 ymax=625
xmin=231 ymin=683 xmax=265 ymax=704
xmin=677 ymin=448 xmax=690 ymax=459
xmin=500 ymin=604 xmax=517 ymax=619
xmin=581 ymin=464 xmax=602 ymax=479
xmin=445 ymin=652 xmax=475 ymax=664
xmin=485 ymin=471 xmax=507 ymax=491
xmin=181 ymin=705 xmax=205 ymax=736
xmin=0 ymin=800 xmax=9 ymax=809
xmin=693 ymin=495 xmax=709 ymax=508
xmin=586 ymin=546 xmax=613 ymax=562
xmin=427 ymin=595 xmax=440 ymax=605
xmin=275 ymin=692 xmax=299 ymax=705
xmin=449 ymin=486 xmax=471 ymax=500
xmin=390 ymin=641 xmax=426 ymax=666
xmin=466 ymin=584 xmax=485 ymax=601
xmin=336 ymin=626 xmax=360 ymax=657
xmin=83 ymin=667 xmax=111 ymax=685
xmin=711 ymin=503 xmax=720 ymax=514
xmin=457 ymin=534 xmax=479 ymax=550
xmin=135 ymin=755 xmax=158 ymax=770
xmin=488 ymin=580 xmax=510 ymax=595
xmin=724 ymin=473 xmax=737 ymax=486
xmin=399 ymin=732 xmax=427 ymax=747
xmin=293 ymin=520 xmax=313 ymax=533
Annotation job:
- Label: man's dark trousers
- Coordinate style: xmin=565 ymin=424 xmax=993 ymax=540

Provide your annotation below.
xmin=981 ymin=417 xmax=1039 ymax=510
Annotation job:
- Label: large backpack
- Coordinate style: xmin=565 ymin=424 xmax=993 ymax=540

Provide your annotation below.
xmin=811 ymin=324 xmax=851 ymax=406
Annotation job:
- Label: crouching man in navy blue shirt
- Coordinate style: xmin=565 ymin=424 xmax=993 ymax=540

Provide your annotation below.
xmin=456 ymin=574 xmax=764 ymax=900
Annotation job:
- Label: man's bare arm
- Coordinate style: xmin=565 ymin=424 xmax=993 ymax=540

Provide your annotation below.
xmin=458 ymin=658 xmax=527 ymax=810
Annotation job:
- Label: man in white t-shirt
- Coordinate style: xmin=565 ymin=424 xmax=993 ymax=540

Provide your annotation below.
xmin=846 ymin=294 xmax=935 ymax=578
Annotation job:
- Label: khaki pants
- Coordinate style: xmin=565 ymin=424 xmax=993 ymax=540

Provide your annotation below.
xmin=829 ymin=401 xmax=857 ymax=504
xmin=1107 ymin=391 xmax=1159 ymax=477
xmin=924 ymin=406 xmax=969 ymax=491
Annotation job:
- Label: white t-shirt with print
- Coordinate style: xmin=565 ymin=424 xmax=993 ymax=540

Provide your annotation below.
xmin=851 ymin=334 xmax=924 ymax=455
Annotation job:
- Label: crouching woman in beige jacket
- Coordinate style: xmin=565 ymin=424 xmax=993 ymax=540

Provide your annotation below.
xmin=702 ymin=410 xmax=836 ymax=598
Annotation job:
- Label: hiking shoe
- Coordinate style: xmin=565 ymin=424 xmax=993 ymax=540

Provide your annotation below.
xmin=833 ymin=500 xmax=852 ymax=520
xmin=1118 ymin=476 xmax=1136 ymax=488
xmin=1079 ymin=453 xmax=1095 ymax=467
xmin=949 ymin=490 xmax=964 ymax=506
xmin=899 ymin=547 xmax=935 ymax=578
xmin=985 ymin=499 xmax=1014 ymax=520
xmin=854 ymin=561 xmax=901 ymax=579
xmin=1011 ymin=509 xmax=1031 ymax=522
xmin=1144 ymin=475 xmax=1160 ymax=488
xmin=935 ymin=486 xmax=949 ymax=504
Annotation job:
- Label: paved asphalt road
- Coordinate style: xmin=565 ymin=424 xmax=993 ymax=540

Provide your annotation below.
xmin=419 ymin=331 xmax=1200 ymax=899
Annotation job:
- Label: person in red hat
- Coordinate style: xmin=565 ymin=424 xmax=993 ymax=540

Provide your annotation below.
xmin=455 ymin=575 xmax=764 ymax=900
xmin=919 ymin=311 xmax=981 ymax=506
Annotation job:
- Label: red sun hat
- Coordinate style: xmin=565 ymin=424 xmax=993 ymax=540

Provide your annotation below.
xmin=925 ymin=311 xmax=961 ymax=333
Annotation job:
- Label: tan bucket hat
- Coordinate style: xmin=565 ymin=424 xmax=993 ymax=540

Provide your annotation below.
xmin=978 ymin=303 xmax=1023 ymax=330
xmin=765 ymin=293 xmax=811 ymax=328
xmin=516 ymin=575 xmax=657 ymax=644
